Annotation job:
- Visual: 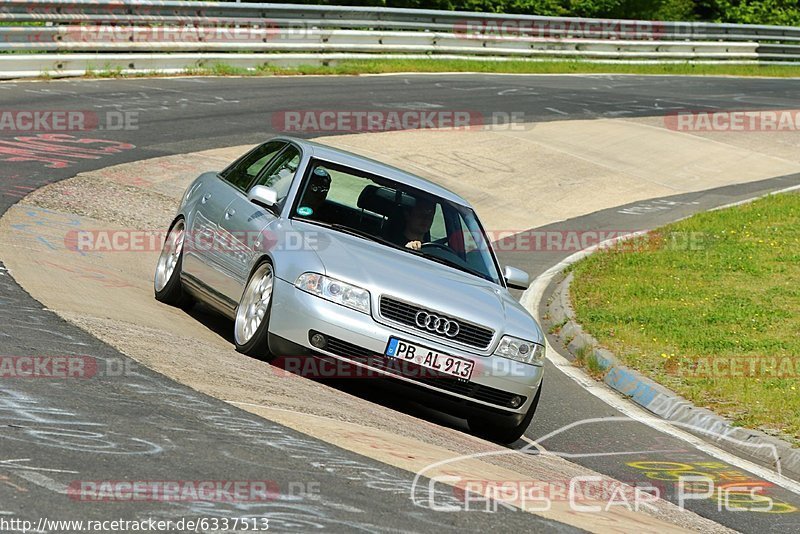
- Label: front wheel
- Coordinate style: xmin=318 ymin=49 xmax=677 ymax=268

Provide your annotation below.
xmin=468 ymin=382 xmax=542 ymax=444
xmin=234 ymin=262 xmax=275 ymax=359
xmin=154 ymin=218 xmax=192 ymax=309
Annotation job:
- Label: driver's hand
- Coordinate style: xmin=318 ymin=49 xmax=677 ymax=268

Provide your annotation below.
xmin=405 ymin=240 xmax=422 ymax=250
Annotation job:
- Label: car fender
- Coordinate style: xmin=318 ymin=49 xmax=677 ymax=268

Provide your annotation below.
xmin=245 ymin=219 xmax=326 ymax=287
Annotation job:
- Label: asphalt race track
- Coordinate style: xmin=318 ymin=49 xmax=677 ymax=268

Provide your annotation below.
xmin=1 ymin=74 xmax=800 ymax=532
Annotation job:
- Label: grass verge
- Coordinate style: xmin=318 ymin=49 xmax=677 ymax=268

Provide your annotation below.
xmin=570 ymin=192 xmax=800 ymax=445
xmin=49 ymin=59 xmax=800 ymax=79
xmin=254 ymin=59 xmax=800 ymax=77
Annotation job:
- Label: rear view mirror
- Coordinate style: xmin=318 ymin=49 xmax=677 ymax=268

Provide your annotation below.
xmin=248 ymin=185 xmax=278 ymax=208
xmin=504 ymin=265 xmax=530 ymax=290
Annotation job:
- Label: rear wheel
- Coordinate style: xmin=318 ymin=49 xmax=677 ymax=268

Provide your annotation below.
xmin=468 ymin=382 xmax=542 ymax=444
xmin=154 ymin=218 xmax=192 ymax=309
xmin=234 ymin=262 xmax=275 ymax=359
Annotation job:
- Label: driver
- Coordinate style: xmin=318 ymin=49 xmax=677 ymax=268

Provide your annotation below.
xmin=388 ymin=197 xmax=435 ymax=250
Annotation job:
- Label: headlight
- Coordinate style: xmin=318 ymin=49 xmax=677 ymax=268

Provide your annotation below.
xmin=494 ymin=335 xmax=545 ymax=366
xmin=295 ymin=273 xmax=371 ymax=314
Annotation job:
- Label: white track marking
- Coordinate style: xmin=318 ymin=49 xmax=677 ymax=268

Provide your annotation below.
xmin=519 ymin=436 xmax=547 ymax=453
xmin=14 ymin=471 xmax=70 ymax=494
xmin=0 ymin=459 xmax=77 ymax=474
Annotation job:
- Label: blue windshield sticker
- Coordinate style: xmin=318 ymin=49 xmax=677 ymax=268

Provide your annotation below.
xmin=297 ymin=206 xmax=313 ymax=216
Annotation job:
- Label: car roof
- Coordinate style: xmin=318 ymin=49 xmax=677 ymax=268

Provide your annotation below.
xmin=273 ymin=136 xmax=472 ymax=208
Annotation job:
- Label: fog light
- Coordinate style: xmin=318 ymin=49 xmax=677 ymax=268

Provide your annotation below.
xmin=509 ymin=396 xmax=523 ymax=408
xmin=310 ymin=333 xmax=327 ymax=349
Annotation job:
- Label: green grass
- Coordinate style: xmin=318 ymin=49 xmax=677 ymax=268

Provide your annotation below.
xmin=179 ymin=59 xmax=800 ymax=78
xmin=85 ymin=64 xmax=125 ymax=78
xmin=573 ymin=344 xmax=606 ymax=379
xmin=570 ymin=192 xmax=800 ymax=445
xmin=6 ymin=58 xmax=800 ymax=79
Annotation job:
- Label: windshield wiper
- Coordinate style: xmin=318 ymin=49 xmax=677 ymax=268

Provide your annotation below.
xmin=418 ymin=253 xmax=490 ymax=281
xmin=330 ymin=224 xmax=404 ymax=249
xmin=299 ymin=219 xmax=405 ymax=250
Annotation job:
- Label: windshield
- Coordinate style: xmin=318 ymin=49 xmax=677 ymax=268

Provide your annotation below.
xmin=290 ymin=158 xmax=502 ymax=284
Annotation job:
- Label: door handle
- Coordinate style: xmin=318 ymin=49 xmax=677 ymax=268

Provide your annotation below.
xmin=201 ymin=193 xmax=212 ymax=204
xmin=224 ymin=208 xmax=236 ymax=220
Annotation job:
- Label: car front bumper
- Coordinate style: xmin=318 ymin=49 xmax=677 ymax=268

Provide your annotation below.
xmin=267 ymin=277 xmax=544 ymax=416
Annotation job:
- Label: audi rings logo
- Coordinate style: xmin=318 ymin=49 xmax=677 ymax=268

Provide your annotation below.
xmin=415 ymin=311 xmax=460 ymax=338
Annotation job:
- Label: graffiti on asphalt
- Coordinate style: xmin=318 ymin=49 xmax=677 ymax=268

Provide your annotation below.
xmin=0 ymin=134 xmax=134 ymax=169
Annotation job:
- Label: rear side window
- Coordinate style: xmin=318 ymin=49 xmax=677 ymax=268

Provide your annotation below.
xmin=254 ymin=146 xmax=302 ymax=209
xmin=220 ymin=141 xmax=285 ymax=191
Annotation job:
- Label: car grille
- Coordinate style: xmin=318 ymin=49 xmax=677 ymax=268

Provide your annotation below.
xmin=379 ymin=296 xmax=494 ymax=350
xmin=321 ymin=335 xmax=524 ymax=409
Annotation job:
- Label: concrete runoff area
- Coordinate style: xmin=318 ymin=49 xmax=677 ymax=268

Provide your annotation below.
xmin=2 ymin=115 xmax=799 ymax=531
xmin=0 ymin=153 xmax=717 ymax=534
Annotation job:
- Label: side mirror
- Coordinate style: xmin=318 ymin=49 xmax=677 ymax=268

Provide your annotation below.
xmin=503 ymin=265 xmax=529 ymax=290
xmin=248 ymin=185 xmax=278 ymax=208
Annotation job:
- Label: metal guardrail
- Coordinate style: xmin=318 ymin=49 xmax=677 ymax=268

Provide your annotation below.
xmin=0 ymin=0 xmax=798 ymax=78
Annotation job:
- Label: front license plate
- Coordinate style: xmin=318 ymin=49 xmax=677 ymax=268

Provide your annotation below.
xmin=385 ymin=337 xmax=474 ymax=380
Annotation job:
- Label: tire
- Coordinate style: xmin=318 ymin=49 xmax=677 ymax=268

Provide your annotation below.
xmin=234 ymin=261 xmax=275 ymax=359
xmin=468 ymin=382 xmax=542 ymax=444
xmin=154 ymin=218 xmax=193 ymax=309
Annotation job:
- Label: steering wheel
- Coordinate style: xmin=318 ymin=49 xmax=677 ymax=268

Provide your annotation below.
xmin=420 ymin=242 xmax=452 ymax=253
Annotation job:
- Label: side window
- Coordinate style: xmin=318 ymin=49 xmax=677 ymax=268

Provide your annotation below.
xmin=221 ymin=141 xmax=284 ymax=191
xmin=428 ymin=204 xmax=447 ymax=242
xmin=439 ymin=207 xmax=474 ymax=257
xmin=459 ymin=215 xmax=478 ymax=252
xmin=254 ymin=146 xmax=302 ymax=207
xmin=457 ymin=213 xmax=481 ymax=269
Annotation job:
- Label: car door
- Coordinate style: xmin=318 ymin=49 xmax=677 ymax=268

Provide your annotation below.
xmin=183 ymin=141 xmax=286 ymax=298
xmin=214 ymin=143 xmax=303 ymax=303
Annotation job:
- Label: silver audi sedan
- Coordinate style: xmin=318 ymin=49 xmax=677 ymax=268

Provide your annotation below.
xmin=154 ymin=137 xmax=544 ymax=443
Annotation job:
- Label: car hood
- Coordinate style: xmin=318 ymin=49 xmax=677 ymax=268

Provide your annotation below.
xmin=292 ymin=220 xmax=543 ymax=346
